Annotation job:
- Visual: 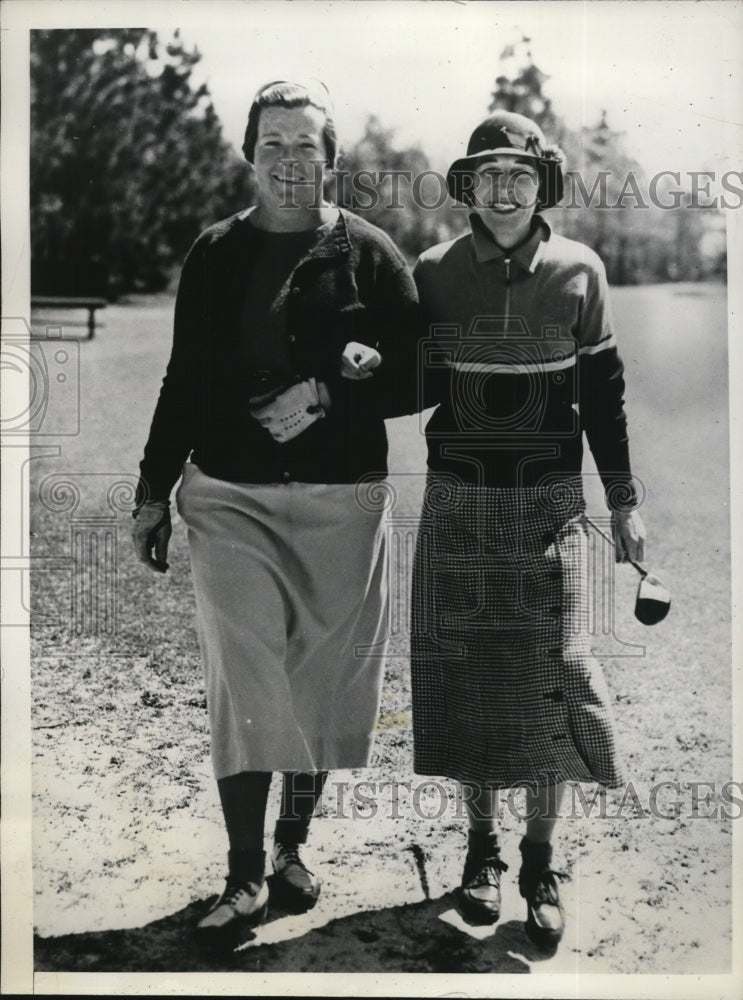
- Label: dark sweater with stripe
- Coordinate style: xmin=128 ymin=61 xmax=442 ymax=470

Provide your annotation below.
xmin=413 ymin=215 xmax=638 ymax=511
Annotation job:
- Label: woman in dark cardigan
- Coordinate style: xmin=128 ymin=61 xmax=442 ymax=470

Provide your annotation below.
xmin=410 ymin=110 xmax=646 ymax=948
xmin=132 ymin=79 xmax=418 ymax=950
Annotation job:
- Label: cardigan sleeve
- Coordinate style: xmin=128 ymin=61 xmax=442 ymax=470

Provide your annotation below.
xmin=318 ymin=237 xmax=424 ymax=420
xmin=577 ymin=259 xmax=639 ymax=512
xmin=135 ymin=236 xmax=206 ymax=506
xmin=361 ymin=256 xmax=424 ymax=418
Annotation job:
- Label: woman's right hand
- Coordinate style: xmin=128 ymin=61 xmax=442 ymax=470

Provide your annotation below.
xmin=611 ymin=508 xmax=646 ymax=564
xmin=132 ymin=501 xmax=172 ymax=573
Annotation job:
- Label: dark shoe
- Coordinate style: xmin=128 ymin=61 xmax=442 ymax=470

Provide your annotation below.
xmin=458 ymin=830 xmax=509 ymax=925
xmin=518 ymin=837 xmax=566 ymax=948
xmin=195 ymin=877 xmax=268 ymax=951
xmin=271 ymin=841 xmax=321 ymax=911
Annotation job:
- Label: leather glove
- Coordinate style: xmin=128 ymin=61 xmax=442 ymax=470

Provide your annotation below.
xmin=250 ymin=378 xmax=325 ymax=442
xmin=132 ymin=500 xmax=172 ymax=573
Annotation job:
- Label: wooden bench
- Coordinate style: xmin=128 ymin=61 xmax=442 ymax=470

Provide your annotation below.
xmin=31 ymin=296 xmax=108 ymax=340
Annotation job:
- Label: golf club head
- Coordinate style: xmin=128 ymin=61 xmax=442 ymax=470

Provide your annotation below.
xmin=634 ymin=573 xmax=671 ymax=625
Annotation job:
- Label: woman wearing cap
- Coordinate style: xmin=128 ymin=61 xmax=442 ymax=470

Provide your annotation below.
xmin=410 ymin=110 xmax=645 ymax=947
xmin=132 ymin=79 xmax=418 ymax=949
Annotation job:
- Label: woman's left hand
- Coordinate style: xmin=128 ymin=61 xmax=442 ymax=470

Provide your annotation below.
xmin=132 ymin=501 xmax=172 ymax=573
xmin=612 ymin=509 xmax=646 ymax=564
xmin=341 ymin=342 xmax=382 ymax=380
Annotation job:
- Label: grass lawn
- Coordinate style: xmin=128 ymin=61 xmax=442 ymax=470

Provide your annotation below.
xmin=26 ymin=280 xmax=734 ymax=975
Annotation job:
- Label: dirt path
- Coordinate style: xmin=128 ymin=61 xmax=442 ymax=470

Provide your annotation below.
xmin=28 ymin=285 xmax=735 ymax=980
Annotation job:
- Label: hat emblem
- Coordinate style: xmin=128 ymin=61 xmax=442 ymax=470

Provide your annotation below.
xmin=471 ymin=124 xmax=544 ymax=157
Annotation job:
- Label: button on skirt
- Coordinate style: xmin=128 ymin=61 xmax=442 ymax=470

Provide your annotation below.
xmin=410 ymin=475 xmax=624 ymax=789
xmin=176 ymin=463 xmax=389 ymax=778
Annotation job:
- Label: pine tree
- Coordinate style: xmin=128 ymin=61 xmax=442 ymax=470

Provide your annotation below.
xmin=336 ymin=116 xmax=465 ymax=261
xmin=490 ymin=36 xmax=559 ymax=137
xmin=31 ymin=29 xmax=254 ymax=298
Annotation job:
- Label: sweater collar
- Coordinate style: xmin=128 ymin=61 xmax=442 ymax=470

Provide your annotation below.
xmin=238 ymin=205 xmax=351 ymax=258
xmin=469 ymin=213 xmax=550 ymax=272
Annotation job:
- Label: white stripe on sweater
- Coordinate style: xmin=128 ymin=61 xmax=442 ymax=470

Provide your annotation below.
xmin=451 ymin=354 xmax=576 ymax=375
xmin=578 ymin=335 xmax=616 ymax=356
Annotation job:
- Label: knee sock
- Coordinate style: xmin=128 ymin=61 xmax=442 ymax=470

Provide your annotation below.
xmin=217 ymin=770 xmax=272 ymax=884
xmin=274 ymin=771 xmax=328 ymax=845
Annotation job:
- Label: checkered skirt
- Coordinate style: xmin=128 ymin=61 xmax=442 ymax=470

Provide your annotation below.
xmin=410 ymin=475 xmax=624 ymax=788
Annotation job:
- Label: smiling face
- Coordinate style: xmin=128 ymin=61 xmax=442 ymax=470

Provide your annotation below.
xmin=251 ymin=104 xmax=329 ymax=229
xmin=471 ymin=155 xmax=540 ymax=246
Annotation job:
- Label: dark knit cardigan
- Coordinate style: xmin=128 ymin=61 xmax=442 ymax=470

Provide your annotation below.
xmin=137 ymin=208 xmax=420 ymax=503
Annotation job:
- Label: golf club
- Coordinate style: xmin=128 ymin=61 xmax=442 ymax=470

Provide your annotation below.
xmin=584 ymin=515 xmax=671 ymax=625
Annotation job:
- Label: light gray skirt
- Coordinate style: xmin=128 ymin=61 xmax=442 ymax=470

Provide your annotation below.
xmin=176 ymin=463 xmax=389 ymax=778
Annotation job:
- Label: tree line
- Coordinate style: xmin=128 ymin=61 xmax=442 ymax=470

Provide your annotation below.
xmin=30 ymin=30 xmax=725 ymax=299
xmin=486 ymin=38 xmax=725 ymax=285
xmin=31 ymin=29 xmax=253 ymax=298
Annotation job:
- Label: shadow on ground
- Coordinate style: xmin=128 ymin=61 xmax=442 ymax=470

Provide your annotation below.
xmin=34 ymin=879 xmax=554 ymax=974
